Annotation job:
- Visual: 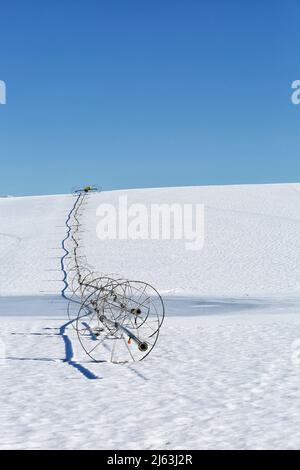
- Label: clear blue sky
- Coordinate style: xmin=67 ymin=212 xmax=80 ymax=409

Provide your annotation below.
xmin=0 ymin=0 xmax=299 ymax=196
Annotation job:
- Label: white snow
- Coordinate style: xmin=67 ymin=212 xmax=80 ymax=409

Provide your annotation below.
xmin=0 ymin=183 xmax=300 ymax=449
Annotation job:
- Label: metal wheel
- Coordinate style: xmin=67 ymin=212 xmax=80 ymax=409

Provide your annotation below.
xmin=75 ymin=280 xmax=165 ymax=363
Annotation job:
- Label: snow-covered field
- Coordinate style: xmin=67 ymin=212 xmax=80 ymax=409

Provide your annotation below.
xmin=0 ymin=183 xmax=300 ymax=449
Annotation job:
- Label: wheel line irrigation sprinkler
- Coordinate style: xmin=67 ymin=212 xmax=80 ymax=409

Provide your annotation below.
xmin=64 ymin=186 xmax=165 ymax=364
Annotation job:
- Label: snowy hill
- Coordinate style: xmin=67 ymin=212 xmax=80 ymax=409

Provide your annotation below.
xmin=1 ymin=183 xmax=300 ymax=298
xmin=1 ymin=183 xmax=300 ymax=450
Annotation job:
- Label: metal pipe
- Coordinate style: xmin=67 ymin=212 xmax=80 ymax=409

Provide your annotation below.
xmin=99 ymin=315 xmax=148 ymax=352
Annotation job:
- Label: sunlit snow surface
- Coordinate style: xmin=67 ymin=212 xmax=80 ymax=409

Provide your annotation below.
xmin=0 ymin=183 xmax=300 ymax=449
